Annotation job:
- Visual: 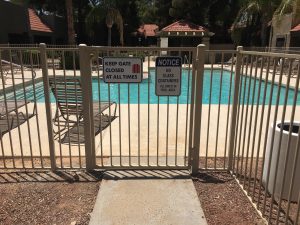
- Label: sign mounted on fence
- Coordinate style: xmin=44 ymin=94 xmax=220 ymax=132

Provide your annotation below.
xmin=155 ymin=56 xmax=182 ymax=96
xmin=103 ymin=57 xmax=143 ymax=83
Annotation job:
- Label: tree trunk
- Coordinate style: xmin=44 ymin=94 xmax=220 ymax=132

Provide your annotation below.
xmin=107 ymin=26 xmax=112 ymax=46
xmin=65 ymin=0 xmax=76 ymax=45
xmin=261 ymin=14 xmax=269 ymax=47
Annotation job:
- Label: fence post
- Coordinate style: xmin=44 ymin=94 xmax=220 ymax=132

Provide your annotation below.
xmin=191 ymin=44 xmax=205 ymax=175
xmin=79 ymin=44 xmax=95 ymax=170
xmin=40 ymin=43 xmax=56 ymax=170
xmin=228 ymin=46 xmax=243 ymax=171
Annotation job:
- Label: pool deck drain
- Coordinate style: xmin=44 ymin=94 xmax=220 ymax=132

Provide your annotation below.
xmin=89 ymin=172 xmax=207 ymax=225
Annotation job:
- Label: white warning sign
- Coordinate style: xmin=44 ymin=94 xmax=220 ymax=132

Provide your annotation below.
xmin=103 ymin=57 xmax=143 ymax=83
xmin=155 ymin=56 xmax=182 ymax=96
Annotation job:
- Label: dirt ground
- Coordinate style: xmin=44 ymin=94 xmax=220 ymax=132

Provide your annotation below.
xmin=0 ymin=170 xmax=102 ymax=225
xmin=1 ymin=167 xmax=296 ymax=225
xmin=193 ymin=172 xmax=266 ymax=225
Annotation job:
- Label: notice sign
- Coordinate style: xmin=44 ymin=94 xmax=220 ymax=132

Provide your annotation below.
xmin=103 ymin=57 xmax=143 ymax=83
xmin=155 ymin=56 xmax=182 ymax=96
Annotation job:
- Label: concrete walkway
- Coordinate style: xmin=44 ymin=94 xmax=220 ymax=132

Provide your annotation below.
xmin=89 ymin=171 xmax=207 ymax=225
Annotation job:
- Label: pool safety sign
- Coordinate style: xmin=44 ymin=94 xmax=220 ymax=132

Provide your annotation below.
xmin=155 ymin=56 xmax=182 ymax=96
xmin=103 ymin=57 xmax=143 ymax=83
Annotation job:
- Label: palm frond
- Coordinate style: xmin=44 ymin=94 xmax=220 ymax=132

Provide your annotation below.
xmin=274 ymin=0 xmax=300 ymax=26
xmin=232 ymin=0 xmax=262 ymax=30
xmin=275 ymin=0 xmax=294 ymax=15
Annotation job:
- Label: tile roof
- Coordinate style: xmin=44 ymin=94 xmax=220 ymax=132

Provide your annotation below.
xmin=162 ymin=20 xmax=206 ymax=32
xmin=291 ymin=23 xmax=300 ymax=32
xmin=138 ymin=24 xmax=159 ymax=37
xmin=28 ymin=8 xmax=52 ymax=33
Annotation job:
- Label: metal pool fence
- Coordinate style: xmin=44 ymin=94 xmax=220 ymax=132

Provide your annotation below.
xmin=230 ymin=49 xmax=300 ymax=224
xmin=0 ymin=44 xmax=300 ymax=224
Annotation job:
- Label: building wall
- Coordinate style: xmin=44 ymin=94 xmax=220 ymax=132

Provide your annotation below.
xmin=270 ymin=14 xmax=293 ymax=48
xmin=0 ymin=1 xmax=66 ymax=45
xmin=0 ymin=0 xmax=29 ymax=43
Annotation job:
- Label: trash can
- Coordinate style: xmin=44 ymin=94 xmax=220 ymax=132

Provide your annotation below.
xmin=262 ymin=121 xmax=300 ymax=201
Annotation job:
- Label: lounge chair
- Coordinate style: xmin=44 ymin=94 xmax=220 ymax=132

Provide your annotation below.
xmin=0 ymin=100 xmax=36 ymax=138
xmin=48 ymin=77 xmax=117 ymax=142
xmin=0 ymin=59 xmax=36 ymax=84
xmin=276 ymin=58 xmax=299 ymax=77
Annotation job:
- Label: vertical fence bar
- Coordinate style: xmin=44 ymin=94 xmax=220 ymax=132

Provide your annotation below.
xmin=72 ymin=50 xmax=82 ymax=168
xmin=8 ymin=49 xmax=25 ymax=168
xmin=19 ymin=50 xmax=34 ymax=168
xmin=51 ymin=50 xmax=63 ymax=167
xmin=188 ymin=50 xmax=197 ymax=167
xmin=228 ymin=46 xmax=243 ymax=171
xmin=96 ymin=53 xmax=104 ymax=167
xmin=247 ymin=56 xmax=265 ymax=192
xmin=252 ymin=56 xmax=271 ymax=199
xmin=214 ymin=52 xmax=224 ymax=169
xmin=205 ymin=52 xmax=214 ymax=169
xmin=40 ymin=43 xmax=56 ymax=170
xmin=184 ymin=51 xmax=192 ymax=166
xmin=241 ymin=55 xmax=256 ymax=185
xmin=61 ymin=51 xmax=73 ymax=167
xmin=79 ymin=44 xmax=95 ymax=170
xmin=191 ymin=44 xmax=205 ymax=175
xmin=232 ymin=55 xmax=246 ymax=173
xmin=224 ymin=52 xmax=235 ymax=168
xmin=147 ymin=52 xmax=150 ymax=166
xmin=29 ymin=51 xmax=43 ymax=168
xmin=236 ymin=55 xmax=250 ymax=178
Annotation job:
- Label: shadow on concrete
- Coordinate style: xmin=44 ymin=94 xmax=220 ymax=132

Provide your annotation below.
xmin=102 ymin=169 xmax=191 ymax=180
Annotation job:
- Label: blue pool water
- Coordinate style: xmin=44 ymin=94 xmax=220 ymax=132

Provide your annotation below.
xmin=7 ymin=69 xmax=300 ymax=105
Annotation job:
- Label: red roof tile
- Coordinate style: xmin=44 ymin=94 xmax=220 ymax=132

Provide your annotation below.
xmin=162 ymin=20 xmax=206 ymax=32
xmin=28 ymin=8 xmax=52 ymax=33
xmin=138 ymin=24 xmax=158 ymax=37
xmin=291 ymin=23 xmax=300 ymax=32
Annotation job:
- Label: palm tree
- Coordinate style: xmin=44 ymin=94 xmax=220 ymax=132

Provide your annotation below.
xmin=106 ymin=8 xmax=124 ymax=46
xmin=65 ymin=0 xmax=76 ymax=45
xmin=232 ymin=0 xmax=281 ymax=46
xmin=86 ymin=1 xmax=124 ymax=46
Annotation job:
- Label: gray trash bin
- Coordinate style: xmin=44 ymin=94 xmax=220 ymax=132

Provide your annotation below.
xmin=262 ymin=121 xmax=300 ymax=201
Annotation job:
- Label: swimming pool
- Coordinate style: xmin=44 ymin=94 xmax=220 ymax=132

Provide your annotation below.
xmin=6 ymin=69 xmax=300 ymax=105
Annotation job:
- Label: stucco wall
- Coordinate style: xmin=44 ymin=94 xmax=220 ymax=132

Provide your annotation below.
xmin=270 ymin=14 xmax=293 ymax=48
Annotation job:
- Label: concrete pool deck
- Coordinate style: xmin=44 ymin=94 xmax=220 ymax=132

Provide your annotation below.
xmin=1 ymin=102 xmax=299 ymax=167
